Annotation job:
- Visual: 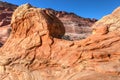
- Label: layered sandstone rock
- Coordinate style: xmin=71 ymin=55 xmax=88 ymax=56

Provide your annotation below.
xmin=0 ymin=1 xmax=17 ymax=45
xmin=0 ymin=4 xmax=120 ymax=80
xmin=0 ymin=1 xmax=17 ymax=27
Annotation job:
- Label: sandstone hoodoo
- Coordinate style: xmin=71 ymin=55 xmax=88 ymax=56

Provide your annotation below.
xmin=0 ymin=4 xmax=120 ymax=80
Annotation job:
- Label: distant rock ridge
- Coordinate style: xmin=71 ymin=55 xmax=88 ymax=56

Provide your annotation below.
xmin=0 ymin=4 xmax=120 ymax=80
xmin=0 ymin=1 xmax=17 ymax=45
xmin=46 ymin=8 xmax=97 ymax=22
xmin=0 ymin=1 xmax=97 ymax=46
xmin=0 ymin=1 xmax=17 ymax=10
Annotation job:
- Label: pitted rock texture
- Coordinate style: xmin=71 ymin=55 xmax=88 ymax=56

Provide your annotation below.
xmin=0 ymin=4 xmax=120 ymax=80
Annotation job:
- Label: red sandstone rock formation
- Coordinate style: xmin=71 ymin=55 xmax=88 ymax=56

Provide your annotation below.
xmin=0 ymin=1 xmax=97 ymax=45
xmin=0 ymin=4 xmax=120 ymax=80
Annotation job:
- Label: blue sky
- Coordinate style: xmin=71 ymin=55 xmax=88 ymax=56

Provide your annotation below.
xmin=3 ymin=0 xmax=120 ymax=19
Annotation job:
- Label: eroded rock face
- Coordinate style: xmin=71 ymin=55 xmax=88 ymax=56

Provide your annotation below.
xmin=0 ymin=4 xmax=120 ymax=80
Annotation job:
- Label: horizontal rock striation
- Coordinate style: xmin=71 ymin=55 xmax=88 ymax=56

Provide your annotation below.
xmin=0 ymin=1 xmax=17 ymax=27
